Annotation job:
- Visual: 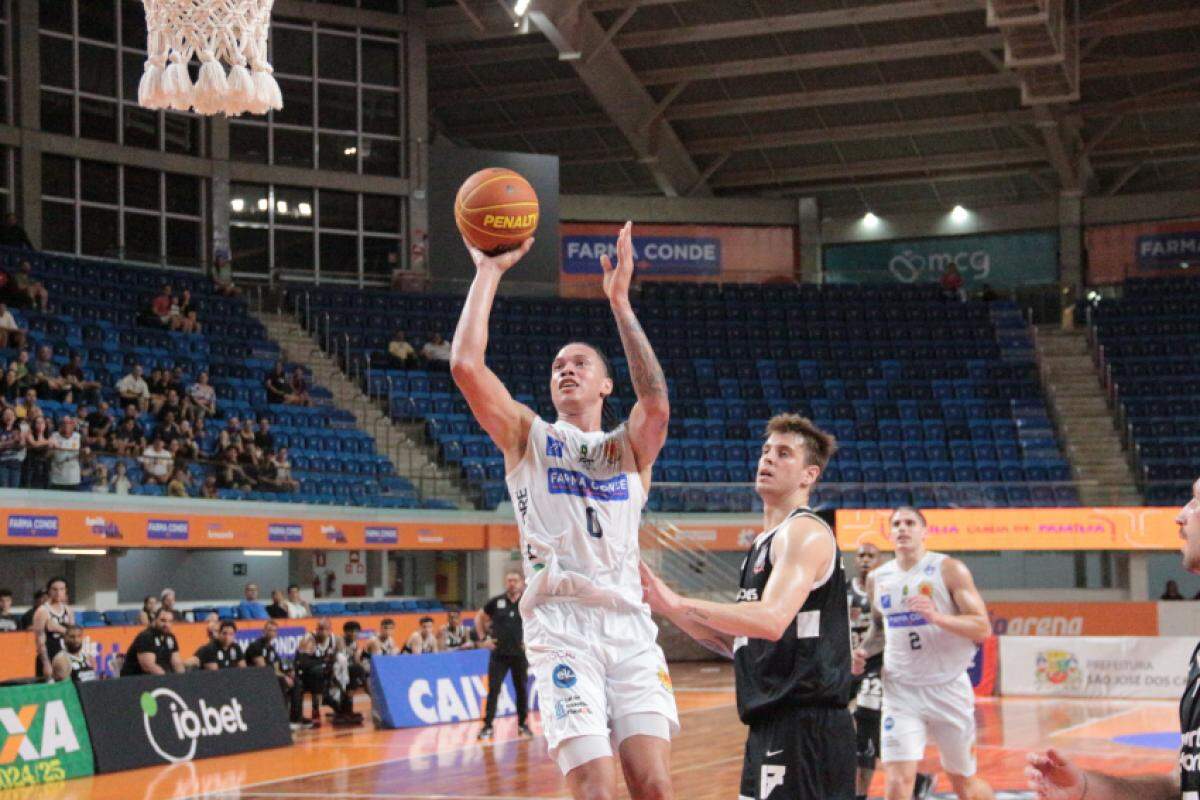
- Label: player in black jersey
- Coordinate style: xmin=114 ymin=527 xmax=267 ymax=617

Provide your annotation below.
xmin=1027 ymin=475 xmax=1200 ymax=800
xmin=50 ymin=625 xmax=95 ymax=683
xmin=642 ymin=414 xmax=854 ymax=800
xmin=196 ymin=620 xmax=246 ymax=669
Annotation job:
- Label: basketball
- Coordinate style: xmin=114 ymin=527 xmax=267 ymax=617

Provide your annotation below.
xmin=454 ymin=168 xmax=540 ymax=255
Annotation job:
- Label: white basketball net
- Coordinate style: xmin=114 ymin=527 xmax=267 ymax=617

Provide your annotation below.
xmin=138 ymin=0 xmax=283 ymax=116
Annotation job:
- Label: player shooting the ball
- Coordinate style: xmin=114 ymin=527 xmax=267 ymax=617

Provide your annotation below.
xmin=451 ymin=222 xmax=678 ymax=800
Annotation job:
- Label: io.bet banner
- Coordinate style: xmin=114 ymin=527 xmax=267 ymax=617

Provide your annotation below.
xmin=0 ymin=681 xmax=93 ymax=789
xmin=835 ymin=506 xmax=1183 ymax=551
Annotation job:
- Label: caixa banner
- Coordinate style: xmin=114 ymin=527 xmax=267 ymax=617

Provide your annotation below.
xmin=0 ymin=681 xmax=93 ymax=789
xmin=371 ymin=650 xmax=538 ymax=729
xmin=76 ymin=667 xmax=291 ymax=773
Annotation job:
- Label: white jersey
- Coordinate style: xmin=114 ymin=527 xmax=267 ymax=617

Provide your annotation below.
xmin=874 ymin=551 xmax=977 ymax=687
xmin=505 ymin=416 xmax=646 ymax=614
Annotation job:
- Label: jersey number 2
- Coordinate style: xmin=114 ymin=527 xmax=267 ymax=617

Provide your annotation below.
xmin=908 ymin=631 xmax=922 ymax=650
xmin=586 ymin=507 xmax=603 ymax=539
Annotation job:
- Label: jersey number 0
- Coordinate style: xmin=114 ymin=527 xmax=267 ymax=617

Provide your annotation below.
xmin=586 ymin=507 xmax=603 ymax=539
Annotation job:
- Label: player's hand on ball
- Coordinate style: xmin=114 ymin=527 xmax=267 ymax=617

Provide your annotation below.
xmin=600 ymin=221 xmax=634 ymax=305
xmin=639 ymin=561 xmax=680 ymax=615
xmin=851 ymin=648 xmax=867 ymax=675
xmin=1025 ymin=749 xmax=1086 ymax=800
xmin=462 ymin=235 xmax=534 ymax=275
xmin=905 ymin=594 xmax=939 ymax=623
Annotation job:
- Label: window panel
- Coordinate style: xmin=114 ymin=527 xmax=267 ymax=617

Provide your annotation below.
xmin=39 ymin=1 xmax=71 ymax=34
xmin=274 ymin=78 xmax=312 ymax=127
xmin=271 ymin=27 xmax=312 ymax=77
xmin=165 ymin=217 xmax=201 ymax=266
xmin=319 ymin=190 xmax=357 ymax=230
xmin=123 ymin=105 xmax=159 ymax=150
xmin=40 ymin=36 xmax=73 ymax=89
xmin=81 ymin=206 xmax=119 ymax=257
xmin=0 ymin=26 xmax=9 ymax=77
xmin=42 ymin=154 xmax=75 ymax=199
xmin=273 ymin=127 xmax=313 ymax=169
xmin=362 ymin=194 xmax=400 ymax=234
xmin=79 ymin=98 xmax=118 ymax=142
xmin=230 ymin=182 xmax=269 ymax=223
xmin=274 ymin=186 xmax=314 ymax=228
xmin=363 ymin=236 xmax=400 ymax=275
xmin=40 ymin=91 xmax=73 ymax=135
xmin=79 ymin=44 xmax=117 ymax=97
xmin=165 ymin=173 xmax=200 ymax=216
xmin=361 ymin=0 xmax=401 ymax=11
xmin=230 ymin=225 xmax=268 ymax=274
xmin=41 ymin=201 xmax=75 ymax=253
xmin=163 ymin=114 xmax=200 ymax=155
xmin=361 ymin=89 xmax=398 ymax=136
xmin=78 ymin=3 xmax=117 ymax=44
xmin=361 ymin=40 xmax=398 ymax=86
xmin=122 ymin=52 xmax=143 ymax=101
xmin=80 ymin=160 xmax=118 ymax=204
xmin=229 ymin=122 xmax=268 ymax=164
xmin=318 ymin=133 xmax=357 ymax=172
xmin=317 ymin=83 xmax=356 ymax=131
xmin=319 ymin=232 xmax=357 ymax=274
xmin=274 ymin=229 xmax=313 ymax=271
xmin=121 ymin=0 xmax=147 ymax=49
xmin=123 ymin=166 xmax=160 ymax=210
xmin=123 ymin=212 xmax=160 ymax=262
xmin=318 ymin=33 xmax=356 ymax=81
xmin=361 ymin=137 xmax=400 ymax=177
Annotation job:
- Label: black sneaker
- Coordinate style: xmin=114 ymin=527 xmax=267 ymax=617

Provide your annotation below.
xmin=912 ymin=773 xmax=934 ymax=800
xmin=517 ymin=723 xmax=533 ymax=737
xmin=477 ymin=725 xmax=494 ymax=740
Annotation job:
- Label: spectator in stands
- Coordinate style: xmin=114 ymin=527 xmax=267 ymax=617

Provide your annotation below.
xmin=149 ymin=284 xmax=175 ymax=329
xmin=0 ymin=407 xmax=25 ymax=488
xmin=0 ymin=589 xmax=17 ymax=631
xmin=245 ymin=620 xmax=298 ymax=727
xmin=121 ymin=607 xmax=184 ymax=676
xmin=0 ymin=303 xmax=25 ymax=349
xmin=158 ymin=388 xmax=187 ymax=426
xmin=440 ymin=607 xmax=473 ymax=650
xmin=166 ymin=467 xmax=190 ymax=497
xmin=294 ymin=619 xmax=335 ymax=729
xmin=117 ymin=364 xmax=150 ymax=412
xmin=60 ymin=353 xmax=100 ymax=405
xmin=90 ymin=463 xmax=109 ymax=492
xmin=147 ymin=369 xmax=171 ymax=414
xmin=111 ymin=416 xmax=144 ymax=457
xmin=160 ymin=588 xmax=179 ymax=618
xmin=8 ymin=350 xmax=31 ymax=392
xmin=198 ymin=621 xmax=246 ymax=669
xmin=387 ymin=330 xmax=418 ymax=370
xmin=217 ymin=446 xmax=253 ymax=491
xmin=19 ymin=589 xmax=46 ymax=630
xmin=51 ymin=625 xmax=95 ymax=683
xmin=109 ymin=460 xmax=134 ymax=494
xmin=154 ymin=410 xmax=183 ymax=448
xmin=217 ymin=415 xmax=242 ymax=455
xmin=48 ymin=417 xmax=82 ymax=491
xmin=421 ymin=332 xmax=452 ymax=370
xmin=200 ymin=474 xmax=219 ymax=498
xmin=77 ymin=445 xmax=98 ymax=487
xmin=0 ymin=213 xmax=33 ymax=249
xmin=84 ymin=401 xmax=113 ymax=449
xmin=404 ymin=617 xmax=441 ymax=654
xmin=286 ymin=585 xmax=311 ymax=619
xmin=265 ymin=364 xmax=292 ymax=405
xmin=259 ymin=448 xmax=298 ymax=493
xmin=940 ymin=263 xmax=966 ymax=302
xmin=238 ymin=418 xmax=257 ymax=451
xmin=254 ymin=417 xmax=274 ymax=451
xmin=31 ymin=346 xmax=67 ymax=402
xmin=15 ymin=388 xmax=40 ymax=420
xmin=140 ymin=436 xmax=173 ymax=485
xmin=137 ymin=595 xmax=160 ymax=626
xmin=187 ymin=372 xmax=217 ymax=421
xmin=1162 ymin=580 xmax=1186 ymax=600
xmin=174 ymin=420 xmax=199 ymax=460
xmin=1 ymin=360 xmax=22 ymax=402
xmin=170 ymin=289 xmax=197 ymax=333
xmin=21 ymin=415 xmax=51 ymax=489
xmin=211 ymin=251 xmax=239 ymax=297
xmin=10 ymin=262 xmax=48 ymax=312
xmin=290 ymin=367 xmax=311 ymax=406
xmin=266 ymin=590 xmax=289 ymax=619
xmin=238 ymin=583 xmax=270 ymax=620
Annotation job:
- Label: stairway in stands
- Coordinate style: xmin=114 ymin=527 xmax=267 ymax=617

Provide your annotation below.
xmin=253 ymin=311 xmax=475 ymax=510
xmin=1036 ymin=324 xmax=1141 ymax=506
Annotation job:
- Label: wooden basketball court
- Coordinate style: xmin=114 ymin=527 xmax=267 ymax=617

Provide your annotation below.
xmin=36 ymin=663 xmax=1176 ymax=800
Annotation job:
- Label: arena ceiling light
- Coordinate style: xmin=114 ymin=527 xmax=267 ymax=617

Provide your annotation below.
xmin=862 ymin=212 xmax=880 ymax=229
xmin=230 ymin=198 xmax=244 ymax=212
xmin=243 ymin=549 xmax=283 ymax=557
xmin=950 ymin=204 xmax=969 ymax=223
xmin=50 ymin=548 xmax=107 ymax=556
xmin=514 ymin=0 xmax=530 ymax=16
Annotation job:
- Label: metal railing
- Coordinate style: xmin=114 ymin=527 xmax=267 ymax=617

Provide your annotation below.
xmin=639 ymin=515 xmax=739 ymax=598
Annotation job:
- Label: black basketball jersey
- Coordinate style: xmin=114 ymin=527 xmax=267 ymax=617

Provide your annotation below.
xmin=847 ymin=576 xmax=883 ymax=679
xmin=45 ymin=605 xmax=70 ymax=661
xmin=1179 ymin=642 xmax=1200 ymax=794
xmin=734 ymin=507 xmax=853 ymax=724
xmin=66 ymin=650 xmax=95 ymax=683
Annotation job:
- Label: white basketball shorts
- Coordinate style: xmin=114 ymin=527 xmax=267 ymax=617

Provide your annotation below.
xmin=880 ymin=671 xmax=977 ymax=777
xmin=525 ymin=601 xmax=679 ymax=768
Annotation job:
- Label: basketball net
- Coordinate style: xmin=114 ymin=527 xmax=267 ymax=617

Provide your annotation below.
xmin=138 ymin=0 xmax=283 ymax=116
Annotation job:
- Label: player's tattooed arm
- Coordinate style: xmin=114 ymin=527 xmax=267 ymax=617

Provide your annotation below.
xmin=641 ymin=562 xmax=734 ymax=658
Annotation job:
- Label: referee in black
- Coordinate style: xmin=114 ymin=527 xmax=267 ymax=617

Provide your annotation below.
xmin=476 ymin=571 xmax=531 ymax=740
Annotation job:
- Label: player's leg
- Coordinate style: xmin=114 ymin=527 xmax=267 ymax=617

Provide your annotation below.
xmin=927 ymin=676 xmax=992 ymax=800
xmin=853 ymin=707 xmax=880 ymax=799
xmin=563 ymin=749 xmax=618 ymax=800
xmin=616 ymin=727 xmax=672 ymax=800
xmin=884 ymin=761 xmax=920 ymax=800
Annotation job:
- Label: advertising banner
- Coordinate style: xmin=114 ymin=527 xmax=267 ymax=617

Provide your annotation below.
xmin=836 ymin=507 xmax=1182 ymax=551
xmin=823 ymin=231 xmax=1059 ymax=288
xmin=969 ymin=637 xmax=997 ymax=697
xmin=77 ymin=667 xmax=292 ymax=772
xmin=988 ymin=602 xmax=1159 ymax=636
xmin=0 ymin=503 xmax=486 ymax=551
xmin=998 ymin=636 xmax=1194 ymax=699
xmin=0 ymin=681 xmax=93 ymax=789
xmin=370 ymin=650 xmax=537 ymax=729
xmin=559 ymin=223 xmax=795 ymax=298
xmin=1086 ymin=217 xmax=1200 ymax=283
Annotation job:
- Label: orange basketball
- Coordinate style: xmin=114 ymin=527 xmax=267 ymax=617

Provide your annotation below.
xmin=454 ymin=168 xmax=539 ymax=255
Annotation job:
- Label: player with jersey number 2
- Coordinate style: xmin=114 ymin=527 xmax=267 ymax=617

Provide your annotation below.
xmin=450 ymin=222 xmax=677 ymax=800
xmin=853 ymin=507 xmax=995 ymax=800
